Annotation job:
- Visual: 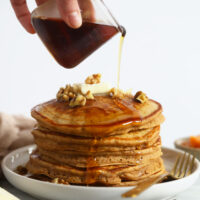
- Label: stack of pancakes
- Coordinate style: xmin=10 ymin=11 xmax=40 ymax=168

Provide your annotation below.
xmin=27 ymin=95 xmax=165 ymax=186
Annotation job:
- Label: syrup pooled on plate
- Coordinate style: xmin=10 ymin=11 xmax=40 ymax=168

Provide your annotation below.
xmin=32 ymin=18 xmax=120 ymax=68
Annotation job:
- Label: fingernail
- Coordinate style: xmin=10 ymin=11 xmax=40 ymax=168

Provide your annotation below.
xmin=68 ymin=11 xmax=82 ymax=28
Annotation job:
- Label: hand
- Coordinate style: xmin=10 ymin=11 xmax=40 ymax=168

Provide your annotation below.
xmin=10 ymin=0 xmax=82 ymax=34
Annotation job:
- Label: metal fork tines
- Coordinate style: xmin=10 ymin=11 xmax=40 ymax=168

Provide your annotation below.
xmin=122 ymin=152 xmax=195 ymax=198
xmin=171 ymin=152 xmax=195 ymax=179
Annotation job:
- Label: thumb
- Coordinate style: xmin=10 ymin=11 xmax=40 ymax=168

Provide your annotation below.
xmin=56 ymin=0 xmax=82 ymax=29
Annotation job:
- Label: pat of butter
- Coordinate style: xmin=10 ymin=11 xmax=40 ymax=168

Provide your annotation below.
xmin=73 ymin=83 xmax=111 ymax=95
xmin=0 ymin=187 xmax=19 ymax=200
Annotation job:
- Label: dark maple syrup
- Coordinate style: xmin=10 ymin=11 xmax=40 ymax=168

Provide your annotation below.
xmin=32 ymin=17 xmax=122 ymax=69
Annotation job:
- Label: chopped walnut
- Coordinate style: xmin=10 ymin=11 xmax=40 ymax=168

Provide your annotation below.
xmin=109 ymin=88 xmax=133 ymax=99
xmin=56 ymin=74 xmax=105 ymax=107
xmin=134 ymin=91 xmax=148 ymax=103
xmin=64 ymin=84 xmax=71 ymax=93
xmin=62 ymin=94 xmax=69 ymax=101
xmin=110 ymin=88 xmax=124 ymax=99
xmin=56 ymin=85 xmax=76 ymax=102
xmin=56 ymin=84 xmax=91 ymax=107
xmin=85 ymin=90 xmax=94 ymax=99
xmin=56 ymin=87 xmax=64 ymax=100
xmin=16 ymin=166 xmax=28 ymax=175
xmin=69 ymin=94 xmax=86 ymax=107
xmin=59 ymin=179 xmax=69 ymax=185
xmin=52 ymin=178 xmax=59 ymax=184
xmin=52 ymin=178 xmax=69 ymax=185
xmin=85 ymin=73 xmax=101 ymax=84
xmin=56 ymin=84 xmax=79 ymax=104
xmin=72 ymin=84 xmax=80 ymax=93
xmin=68 ymin=92 xmax=75 ymax=98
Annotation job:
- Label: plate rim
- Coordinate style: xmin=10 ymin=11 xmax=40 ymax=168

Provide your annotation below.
xmin=2 ymin=144 xmax=200 ymax=190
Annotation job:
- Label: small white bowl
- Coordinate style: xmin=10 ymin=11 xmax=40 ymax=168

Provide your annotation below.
xmin=175 ymin=137 xmax=200 ymax=160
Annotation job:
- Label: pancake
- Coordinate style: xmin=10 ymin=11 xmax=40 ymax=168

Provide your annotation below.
xmin=26 ymin=154 xmax=165 ymax=186
xmin=32 ymin=126 xmax=161 ymax=153
xmin=35 ymin=137 xmax=161 ymax=154
xmin=31 ymin=96 xmax=163 ymax=137
xmin=38 ymin=146 xmax=162 ymax=168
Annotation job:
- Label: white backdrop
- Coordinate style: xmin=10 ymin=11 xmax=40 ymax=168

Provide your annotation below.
xmin=1 ymin=0 xmax=200 ymax=147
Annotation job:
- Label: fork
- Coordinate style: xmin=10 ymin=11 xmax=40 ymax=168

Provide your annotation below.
xmin=122 ymin=153 xmax=195 ymax=198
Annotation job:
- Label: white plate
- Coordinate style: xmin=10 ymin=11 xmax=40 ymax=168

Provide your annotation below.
xmin=2 ymin=145 xmax=200 ymax=200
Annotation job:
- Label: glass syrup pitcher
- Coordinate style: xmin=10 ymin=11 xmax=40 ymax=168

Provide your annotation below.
xmin=31 ymin=0 xmax=125 ymax=69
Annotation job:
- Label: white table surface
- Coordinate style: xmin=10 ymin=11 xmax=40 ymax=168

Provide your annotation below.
xmin=0 ymin=176 xmax=200 ymax=200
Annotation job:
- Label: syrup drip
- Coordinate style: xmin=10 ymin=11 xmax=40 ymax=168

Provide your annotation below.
xmin=85 ymin=137 xmax=100 ymax=185
xmin=117 ymin=35 xmax=125 ymax=88
xmin=117 ymin=26 xmax=126 ymax=88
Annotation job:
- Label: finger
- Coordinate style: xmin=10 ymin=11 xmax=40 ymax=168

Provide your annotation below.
xmin=56 ymin=0 xmax=82 ymax=29
xmin=10 ymin=0 xmax=35 ymax=34
xmin=35 ymin=0 xmax=47 ymax=6
xmin=79 ymin=0 xmax=95 ymax=22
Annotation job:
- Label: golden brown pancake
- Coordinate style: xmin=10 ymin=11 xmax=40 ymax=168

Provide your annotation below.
xmin=31 ymin=96 xmax=163 ymax=137
xmin=27 ymin=154 xmax=165 ymax=186
xmin=32 ymin=126 xmax=161 ymax=153
xmin=38 ymin=146 xmax=162 ymax=168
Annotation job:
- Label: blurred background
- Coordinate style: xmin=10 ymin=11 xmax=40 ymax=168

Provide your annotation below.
xmin=1 ymin=0 xmax=200 ymax=147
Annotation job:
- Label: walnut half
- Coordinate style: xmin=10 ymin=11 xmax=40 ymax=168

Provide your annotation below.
xmin=85 ymin=73 xmax=101 ymax=84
